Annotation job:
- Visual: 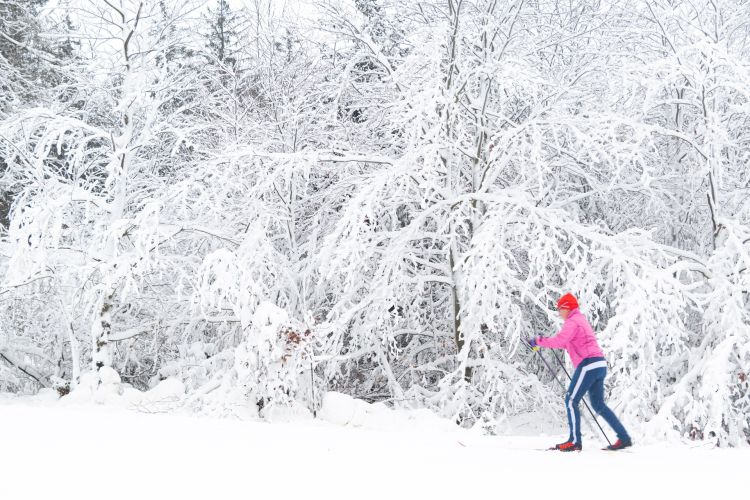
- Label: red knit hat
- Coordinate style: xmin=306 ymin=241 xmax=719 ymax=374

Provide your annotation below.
xmin=557 ymin=293 xmax=579 ymax=310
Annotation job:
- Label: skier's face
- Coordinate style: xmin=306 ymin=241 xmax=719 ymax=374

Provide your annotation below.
xmin=558 ymin=308 xmax=571 ymax=320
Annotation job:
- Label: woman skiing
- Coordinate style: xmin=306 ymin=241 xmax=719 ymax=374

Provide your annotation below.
xmin=528 ymin=293 xmax=632 ymax=452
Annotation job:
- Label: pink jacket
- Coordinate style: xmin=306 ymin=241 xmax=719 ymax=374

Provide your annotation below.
xmin=537 ymin=308 xmax=604 ymax=367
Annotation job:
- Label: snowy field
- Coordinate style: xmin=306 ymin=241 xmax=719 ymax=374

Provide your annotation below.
xmin=1 ymin=395 xmax=746 ymax=500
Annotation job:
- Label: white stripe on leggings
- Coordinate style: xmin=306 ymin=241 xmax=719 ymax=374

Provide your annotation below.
xmin=569 ymin=360 xmax=607 ymax=444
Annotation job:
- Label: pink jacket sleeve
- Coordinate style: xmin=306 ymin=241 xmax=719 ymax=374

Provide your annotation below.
xmin=538 ymin=319 xmax=577 ymax=349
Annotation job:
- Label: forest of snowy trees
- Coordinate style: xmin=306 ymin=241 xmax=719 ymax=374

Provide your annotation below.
xmin=0 ymin=0 xmax=748 ymax=446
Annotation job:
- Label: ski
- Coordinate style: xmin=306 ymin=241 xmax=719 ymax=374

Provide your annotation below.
xmin=536 ymin=450 xmax=582 ymax=453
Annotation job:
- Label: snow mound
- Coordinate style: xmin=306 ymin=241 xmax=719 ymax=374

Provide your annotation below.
xmin=319 ymin=392 xmax=456 ymax=432
xmin=60 ymin=371 xmax=185 ymax=412
xmin=98 ymin=366 xmax=121 ymax=385
xmin=61 ymin=370 xmax=124 ymax=405
xmin=139 ymin=378 xmax=185 ymax=404
xmin=261 ymin=401 xmax=314 ymax=423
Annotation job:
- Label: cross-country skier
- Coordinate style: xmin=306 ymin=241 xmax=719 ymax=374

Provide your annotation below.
xmin=528 ymin=293 xmax=633 ymax=452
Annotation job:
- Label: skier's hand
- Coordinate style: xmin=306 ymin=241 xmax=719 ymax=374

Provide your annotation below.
xmin=526 ymin=337 xmax=539 ymax=350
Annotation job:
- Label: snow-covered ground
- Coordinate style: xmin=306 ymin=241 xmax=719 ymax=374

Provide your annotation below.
xmin=0 ymin=394 xmax=745 ymax=500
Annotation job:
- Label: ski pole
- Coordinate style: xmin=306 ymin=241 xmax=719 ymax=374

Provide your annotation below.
xmin=547 ymin=348 xmax=612 ymax=447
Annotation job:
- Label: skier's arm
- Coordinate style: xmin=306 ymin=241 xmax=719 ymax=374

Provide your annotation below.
xmin=537 ymin=320 xmax=577 ymax=349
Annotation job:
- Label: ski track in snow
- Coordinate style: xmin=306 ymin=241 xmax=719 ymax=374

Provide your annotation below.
xmin=0 ymin=398 xmax=745 ymax=500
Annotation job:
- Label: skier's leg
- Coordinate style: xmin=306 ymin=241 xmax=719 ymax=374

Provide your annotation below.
xmin=588 ymin=372 xmax=631 ymax=442
xmin=564 ymin=365 xmax=583 ymax=443
xmin=568 ymin=366 xmax=599 ymax=445
xmin=565 ymin=390 xmax=584 ymax=445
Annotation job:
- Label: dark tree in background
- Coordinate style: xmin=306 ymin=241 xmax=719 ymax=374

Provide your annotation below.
xmin=204 ymin=0 xmax=241 ymax=68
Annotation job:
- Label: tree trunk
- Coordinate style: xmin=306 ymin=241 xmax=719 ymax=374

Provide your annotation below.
xmin=92 ymin=292 xmax=114 ymax=370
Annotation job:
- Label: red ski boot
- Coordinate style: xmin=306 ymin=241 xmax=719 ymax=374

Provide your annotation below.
xmin=605 ymin=439 xmax=633 ymax=451
xmin=555 ymin=441 xmax=582 ymax=452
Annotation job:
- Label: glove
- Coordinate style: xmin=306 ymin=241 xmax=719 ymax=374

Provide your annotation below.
xmin=526 ymin=337 xmax=540 ymax=349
